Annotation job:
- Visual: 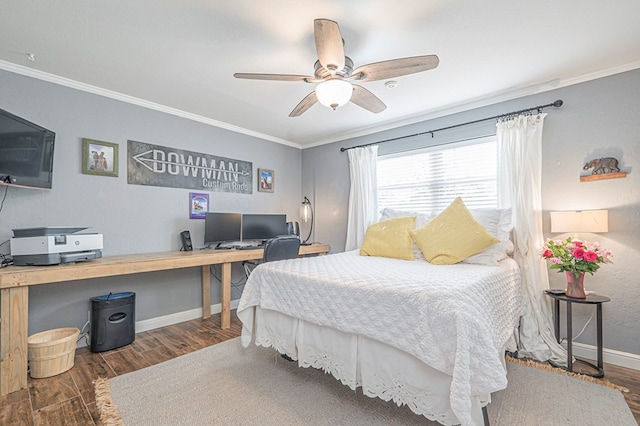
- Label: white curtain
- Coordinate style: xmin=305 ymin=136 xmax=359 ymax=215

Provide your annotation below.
xmin=345 ymin=146 xmax=379 ymax=251
xmin=497 ymin=114 xmax=567 ymax=366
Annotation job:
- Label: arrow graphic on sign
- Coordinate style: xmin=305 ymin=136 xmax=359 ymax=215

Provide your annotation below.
xmin=133 ymin=150 xmax=250 ymax=176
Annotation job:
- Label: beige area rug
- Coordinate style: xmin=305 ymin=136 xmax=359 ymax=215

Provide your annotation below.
xmin=95 ymin=338 xmax=636 ymax=426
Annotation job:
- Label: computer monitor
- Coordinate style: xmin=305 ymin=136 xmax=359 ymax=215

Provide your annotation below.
xmin=204 ymin=212 xmax=242 ymax=247
xmin=242 ymin=214 xmax=287 ymax=241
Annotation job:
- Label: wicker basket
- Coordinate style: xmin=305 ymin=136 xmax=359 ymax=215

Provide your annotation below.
xmin=27 ymin=328 xmax=80 ymax=378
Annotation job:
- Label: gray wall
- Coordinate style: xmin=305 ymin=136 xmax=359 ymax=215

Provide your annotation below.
xmin=303 ymin=68 xmax=640 ymax=357
xmin=0 ymin=69 xmax=302 ymax=335
xmin=2 ymin=66 xmax=638 ymax=358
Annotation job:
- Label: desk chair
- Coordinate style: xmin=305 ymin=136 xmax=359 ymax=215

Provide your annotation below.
xmin=243 ymin=235 xmax=301 ymax=277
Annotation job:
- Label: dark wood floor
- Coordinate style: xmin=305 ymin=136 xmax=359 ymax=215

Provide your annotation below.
xmin=1 ymin=311 xmax=638 ymax=425
xmin=0 ymin=311 xmax=242 ymax=425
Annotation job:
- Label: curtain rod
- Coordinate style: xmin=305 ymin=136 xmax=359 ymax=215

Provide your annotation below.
xmin=339 ymin=99 xmax=564 ymax=152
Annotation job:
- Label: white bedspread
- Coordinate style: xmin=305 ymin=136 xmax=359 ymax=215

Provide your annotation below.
xmin=237 ymin=251 xmax=523 ymax=425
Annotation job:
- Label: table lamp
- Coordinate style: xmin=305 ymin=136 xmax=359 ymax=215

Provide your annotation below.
xmin=550 ymin=210 xmax=608 ymax=234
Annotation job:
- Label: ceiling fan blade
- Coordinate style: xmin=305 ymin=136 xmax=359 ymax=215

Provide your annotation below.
xmin=314 ymin=19 xmax=345 ymax=73
xmin=289 ymin=91 xmax=318 ymax=117
xmin=351 ymin=85 xmax=386 ymax=114
xmin=234 ymin=73 xmax=313 ymax=82
xmin=351 ymin=55 xmax=439 ymax=82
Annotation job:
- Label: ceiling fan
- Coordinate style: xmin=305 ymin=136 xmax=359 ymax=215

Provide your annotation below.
xmin=233 ymin=19 xmax=439 ymax=117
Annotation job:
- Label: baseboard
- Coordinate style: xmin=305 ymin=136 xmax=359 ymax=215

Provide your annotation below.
xmin=77 ymin=299 xmax=241 ymax=348
xmin=572 ymin=342 xmax=640 ymax=371
xmin=78 ymin=302 xmax=640 ymax=372
xmin=136 ymin=299 xmax=241 ymax=333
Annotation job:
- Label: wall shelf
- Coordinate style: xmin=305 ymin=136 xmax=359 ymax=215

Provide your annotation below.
xmin=580 ymin=172 xmax=627 ymax=182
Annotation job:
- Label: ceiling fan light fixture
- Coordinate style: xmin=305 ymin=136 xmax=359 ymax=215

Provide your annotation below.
xmin=234 ymin=19 xmax=438 ymax=116
xmin=316 ymin=79 xmax=353 ymax=110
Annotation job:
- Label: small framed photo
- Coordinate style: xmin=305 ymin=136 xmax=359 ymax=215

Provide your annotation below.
xmin=258 ymin=168 xmax=274 ymax=193
xmin=82 ymin=138 xmax=118 ymax=177
xmin=190 ymin=192 xmax=209 ymax=219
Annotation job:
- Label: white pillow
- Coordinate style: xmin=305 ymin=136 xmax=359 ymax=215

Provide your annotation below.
xmin=463 ymin=208 xmax=513 ymax=265
xmin=379 ymin=208 xmax=434 ymax=227
xmin=379 ymin=208 xmax=436 ymax=259
xmin=378 ymin=207 xmax=513 ymax=264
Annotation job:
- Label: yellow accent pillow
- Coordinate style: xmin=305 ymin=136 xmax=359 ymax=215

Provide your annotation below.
xmin=410 ymin=197 xmax=499 ymax=265
xmin=360 ymin=216 xmax=416 ymax=260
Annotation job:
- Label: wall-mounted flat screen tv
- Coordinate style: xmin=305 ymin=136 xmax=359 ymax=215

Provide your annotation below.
xmin=0 ymin=108 xmax=55 ymax=189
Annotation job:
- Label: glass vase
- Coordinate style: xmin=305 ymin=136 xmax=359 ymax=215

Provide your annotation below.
xmin=565 ymin=271 xmax=586 ymax=299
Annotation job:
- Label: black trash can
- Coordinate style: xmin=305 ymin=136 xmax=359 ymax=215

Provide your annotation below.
xmin=90 ymin=292 xmax=135 ymax=352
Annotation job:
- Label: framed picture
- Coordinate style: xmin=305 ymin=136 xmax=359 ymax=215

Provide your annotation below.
xmin=258 ymin=168 xmax=274 ymax=193
xmin=190 ymin=192 xmax=209 ymax=219
xmin=82 ymin=138 xmax=118 ymax=177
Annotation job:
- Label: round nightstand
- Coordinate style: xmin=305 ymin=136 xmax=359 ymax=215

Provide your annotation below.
xmin=544 ymin=290 xmax=610 ymax=377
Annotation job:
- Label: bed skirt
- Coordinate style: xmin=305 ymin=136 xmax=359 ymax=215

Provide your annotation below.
xmin=240 ymin=306 xmax=490 ymax=426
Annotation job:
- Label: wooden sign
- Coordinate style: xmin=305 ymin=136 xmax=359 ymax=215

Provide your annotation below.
xmin=127 ymin=140 xmax=252 ymax=193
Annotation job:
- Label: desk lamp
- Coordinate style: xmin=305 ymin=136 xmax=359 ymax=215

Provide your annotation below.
xmin=300 ymin=196 xmax=314 ymax=245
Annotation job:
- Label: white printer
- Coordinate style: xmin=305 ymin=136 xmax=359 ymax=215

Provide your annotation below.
xmin=10 ymin=227 xmax=103 ymax=266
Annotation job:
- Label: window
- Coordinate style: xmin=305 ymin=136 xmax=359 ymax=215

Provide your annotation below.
xmin=377 ymin=137 xmax=497 ymax=213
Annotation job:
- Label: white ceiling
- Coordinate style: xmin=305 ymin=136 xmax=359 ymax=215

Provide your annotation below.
xmin=1 ymin=1 xmax=640 ymax=148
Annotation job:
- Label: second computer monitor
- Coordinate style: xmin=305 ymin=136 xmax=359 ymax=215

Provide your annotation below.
xmin=242 ymin=214 xmax=287 ymax=241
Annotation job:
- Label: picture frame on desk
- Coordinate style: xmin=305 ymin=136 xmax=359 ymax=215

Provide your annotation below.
xmin=258 ymin=168 xmax=274 ymax=193
xmin=82 ymin=138 xmax=119 ymax=177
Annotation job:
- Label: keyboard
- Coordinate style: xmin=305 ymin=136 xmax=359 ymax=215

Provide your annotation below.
xmin=214 ymin=241 xmax=243 ymax=250
xmin=215 ymin=241 xmax=264 ymax=250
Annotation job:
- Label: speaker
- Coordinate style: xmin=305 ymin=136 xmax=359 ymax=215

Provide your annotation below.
xmin=90 ymin=292 xmax=135 ymax=352
xmin=180 ymin=230 xmax=193 ymax=251
xmin=286 ymin=221 xmax=300 ymax=236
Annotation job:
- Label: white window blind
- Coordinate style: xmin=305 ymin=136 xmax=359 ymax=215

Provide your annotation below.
xmin=377 ymin=138 xmax=497 ymax=213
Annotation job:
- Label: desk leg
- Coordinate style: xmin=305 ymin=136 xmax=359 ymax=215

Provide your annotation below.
xmin=566 ymin=302 xmax=573 ymax=373
xmin=0 ymin=287 xmax=29 ymax=396
xmin=220 ymin=262 xmax=231 ymax=329
xmin=201 ymin=266 xmax=211 ymax=319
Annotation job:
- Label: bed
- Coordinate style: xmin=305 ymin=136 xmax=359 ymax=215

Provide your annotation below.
xmin=237 ymin=250 xmax=523 ymax=426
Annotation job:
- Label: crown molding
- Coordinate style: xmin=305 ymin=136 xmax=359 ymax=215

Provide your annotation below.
xmin=0 ymin=60 xmax=303 ymax=149
xmin=3 ymin=59 xmax=639 ymax=150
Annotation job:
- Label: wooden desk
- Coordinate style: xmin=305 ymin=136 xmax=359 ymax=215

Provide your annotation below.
xmin=0 ymin=243 xmax=329 ymax=395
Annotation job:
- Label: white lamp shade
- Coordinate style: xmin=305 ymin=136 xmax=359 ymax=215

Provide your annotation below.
xmin=550 ymin=210 xmax=608 ymax=233
xmin=315 ymin=79 xmax=353 ymax=109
